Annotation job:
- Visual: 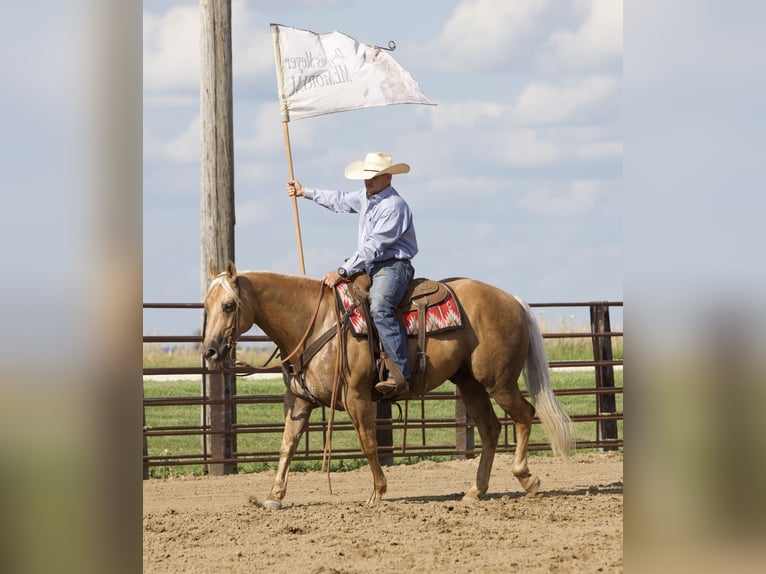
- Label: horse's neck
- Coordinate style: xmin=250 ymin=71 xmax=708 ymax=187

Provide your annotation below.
xmin=243 ymin=273 xmax=327 ymax=351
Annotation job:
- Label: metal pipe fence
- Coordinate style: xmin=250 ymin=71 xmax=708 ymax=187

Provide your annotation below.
xmin=143 ymin=301 xmax=623 ymax=477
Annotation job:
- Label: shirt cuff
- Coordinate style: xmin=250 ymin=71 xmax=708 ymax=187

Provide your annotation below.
xmin=303 ymin=188 xmax=315 ymax=200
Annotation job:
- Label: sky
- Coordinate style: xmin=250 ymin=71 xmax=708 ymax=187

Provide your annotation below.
xmin=4 ymin=3 xmax=766 ymax=568
xmin=143 ymin=0 xmax=623 ymax=335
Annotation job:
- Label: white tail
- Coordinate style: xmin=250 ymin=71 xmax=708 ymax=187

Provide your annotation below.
xmin=514 ymin=296 xmax=575 ymax=458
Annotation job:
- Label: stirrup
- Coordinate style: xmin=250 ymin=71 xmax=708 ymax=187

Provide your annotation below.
xmin=375 ymin=377 xmax=409 ymax=395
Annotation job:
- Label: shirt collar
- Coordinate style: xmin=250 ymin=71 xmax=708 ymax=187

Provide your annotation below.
xmin=366 ymin=185 xmax=394 ymax=202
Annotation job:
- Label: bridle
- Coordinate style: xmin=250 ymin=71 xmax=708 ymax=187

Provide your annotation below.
xmin=206 ymin=272 xmax=328 ymax=376
xmin=209 ymin=273 xmax=244 ymax=359
xmin=206 ymin=272 xmax=368 ymax=489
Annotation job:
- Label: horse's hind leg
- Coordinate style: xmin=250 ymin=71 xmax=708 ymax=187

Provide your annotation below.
xmin=489 ymin=383 xmax=540 ymax=495
xmin=263 ymin=393 xmax=315 ymax=509
xmin=454 ymin=377 xmax=500 ymax=503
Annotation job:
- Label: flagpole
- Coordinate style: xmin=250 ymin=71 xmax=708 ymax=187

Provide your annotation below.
xmin=271 ymin=23 xmax=306 ymax=275
xmin=281 ymin=119 xmax=306 ymax=275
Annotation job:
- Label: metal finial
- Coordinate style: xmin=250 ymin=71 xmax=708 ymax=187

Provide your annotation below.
xmin=375 ymin=40 xmax=396 ymax=52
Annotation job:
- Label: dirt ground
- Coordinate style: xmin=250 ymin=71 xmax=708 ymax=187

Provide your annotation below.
xmin=143 ymin=452 xmax=623 ymax=573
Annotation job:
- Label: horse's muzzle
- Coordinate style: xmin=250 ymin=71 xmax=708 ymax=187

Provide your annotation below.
xmin=203 ymin=344 xmax=229 ymax=364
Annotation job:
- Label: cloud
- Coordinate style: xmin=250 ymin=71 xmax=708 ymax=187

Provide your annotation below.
xmin=161 ymin=116 xmax=200 ymax=163
xmin=423 ymin=0 xmax=622 ymax=75
xmin=422 ymin=95 xmax=619 ymax=170
xmin=236 ymin=197 xmax=278 ymax=226
xmin=548 ymin=0 xmax=622 ymax=68
xmin=143 ymin=4 xmax=200 ymax=93
xmin=231 ymin=0 xmax=279 ymax=84
xmin=517 ymin=178 xmax=605 ymax=216
xmin=504 ymin=129 xmax=559 ymax=166
xmin=143 ymin=94 xmax=199 ymax=109
xmin=143 ymin=1 xmax=274 ymax=97
xmin=237 ymin=101 xmax=288 ymax=155
xmin=425 ymin=0 xmax=550 ymax=72
xmin=430 ymin=101 xmax=507 ymax=130
xmin=511 ymin=76 xmax=619 ymax=124
xmin=576 ymin=138 xmax=622 ymax=160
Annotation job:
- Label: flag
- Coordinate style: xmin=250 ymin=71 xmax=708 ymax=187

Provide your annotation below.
xmin=271 ymin=23 xmax=435 ymax=122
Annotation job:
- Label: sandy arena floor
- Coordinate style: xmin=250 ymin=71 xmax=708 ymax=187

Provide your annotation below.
xmin=143 ymin=452 xmax=623 ymax=573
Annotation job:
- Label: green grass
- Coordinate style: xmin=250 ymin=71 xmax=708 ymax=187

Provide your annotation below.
xmin=544 ymin=335 xmax=623 ymax=363
xmin=143 ymin=369 xmax=623 ymax=478
xmin=143 ymin=325 xmax=624 ymax=369
xmin=143 ymin=343 xmax=276 ymax=369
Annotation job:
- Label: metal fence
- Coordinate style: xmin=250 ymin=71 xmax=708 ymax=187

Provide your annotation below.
xmin=143 ymin=301 xmax=623 ymax=477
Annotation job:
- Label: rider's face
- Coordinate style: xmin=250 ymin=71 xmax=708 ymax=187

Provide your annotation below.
xmin=364 ymin=173 xmax=392 ymax=196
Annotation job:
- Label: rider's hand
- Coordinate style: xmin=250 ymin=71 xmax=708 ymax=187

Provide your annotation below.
xmin=286 ymin=180 xmax=304 ymax=197
xmin=322 ymin=270 xmax=342 ymax=288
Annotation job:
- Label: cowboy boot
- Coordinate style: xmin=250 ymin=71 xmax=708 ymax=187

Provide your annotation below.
xmin=375 ymin=356 xmax=409 ymax=395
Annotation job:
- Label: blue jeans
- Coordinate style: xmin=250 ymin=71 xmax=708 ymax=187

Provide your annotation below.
xmin=369 ymin=259 xmax=414 ymax=379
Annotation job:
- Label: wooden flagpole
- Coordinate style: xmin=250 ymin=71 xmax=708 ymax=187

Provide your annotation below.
xmin=272 ymin=24 xmax=306 ymax=276
xmin=281 ymin=120 xmax=306 ymax=275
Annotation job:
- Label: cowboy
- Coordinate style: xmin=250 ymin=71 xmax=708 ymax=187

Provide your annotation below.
xmin=286 ymin=152 xmax=418 ymax=396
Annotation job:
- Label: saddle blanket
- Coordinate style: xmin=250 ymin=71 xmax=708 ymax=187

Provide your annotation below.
xmin=336 ymin=281 xmax=463 ymax=338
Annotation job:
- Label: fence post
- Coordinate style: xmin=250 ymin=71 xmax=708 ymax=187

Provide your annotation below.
xmin=200 ymin=314 xmax=237 ymax=475
xmin=143 ymin=402 xmax=149 ymax=479
xmin=455 ymin=387 xmax=475 ymax=459
xmin=376 ymin=401 xmax=394 ymax=466
xmin=203 ymin=370 xmax=237 ymax=475
xmin=590 ymin=302 xmax=618 ymax=449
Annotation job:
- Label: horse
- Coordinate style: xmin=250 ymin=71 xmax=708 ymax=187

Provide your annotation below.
xmin=202 ymin=260 xmax=574 ymax=509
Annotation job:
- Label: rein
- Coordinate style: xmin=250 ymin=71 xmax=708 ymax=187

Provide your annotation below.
xmin=210 ymin=274 xmax=351 ymax=492
xmin=217 ymin=279 xmax=327 ymax=377
xmin=320 ymin=295 xmax=345 ymax=483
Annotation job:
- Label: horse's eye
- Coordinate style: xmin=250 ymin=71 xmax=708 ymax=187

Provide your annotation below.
xmin=223 ymin=302 xmax=236 ymax=313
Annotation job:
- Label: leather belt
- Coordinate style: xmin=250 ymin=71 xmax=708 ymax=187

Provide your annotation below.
xmin=377 ymin=257 xmax=411 ymax=265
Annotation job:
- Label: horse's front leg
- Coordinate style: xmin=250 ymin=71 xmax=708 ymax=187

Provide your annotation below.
xmin=345 ymin=393 xmax=387 ymax=506
xmin=263 ymin=393 xmax=315 ymax=510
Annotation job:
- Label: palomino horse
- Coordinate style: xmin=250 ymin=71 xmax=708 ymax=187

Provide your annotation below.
xmin=203 ymin=261 xmax=574 ymax=509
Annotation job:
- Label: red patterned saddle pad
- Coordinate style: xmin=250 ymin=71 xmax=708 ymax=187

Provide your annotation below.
xmin=336 ymin=281 xmax=463 ymax=338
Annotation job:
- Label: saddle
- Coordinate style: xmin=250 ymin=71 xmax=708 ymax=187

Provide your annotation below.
xmin=398 ymin=278 xmax=452 ymax=312
xmin=338 ymin=275 xmax=462 ymax=383
xmin=344 ymin=276 xmax=455 ymax=319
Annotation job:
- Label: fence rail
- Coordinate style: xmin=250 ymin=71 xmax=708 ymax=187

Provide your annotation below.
xmin=143 ymin=301 xmax=623 ymax=477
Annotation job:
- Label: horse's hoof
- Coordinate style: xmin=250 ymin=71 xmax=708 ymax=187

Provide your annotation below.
xmin=461 ymin=487 xmax=482 ymax=503
xmin=262 ymin=499 xmax=282 ymax=510
xmin=524 ymin=475 xmax=541 ymax=496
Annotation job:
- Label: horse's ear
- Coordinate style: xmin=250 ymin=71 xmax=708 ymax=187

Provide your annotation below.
xmin=226 ymin=260 xmax=237 ymax=280
xmin=209 ymin=259 xmax=219 ymax=280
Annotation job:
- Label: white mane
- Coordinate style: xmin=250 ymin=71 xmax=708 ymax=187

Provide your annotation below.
xmin=207 ymin=272 xmax=242 ymax=307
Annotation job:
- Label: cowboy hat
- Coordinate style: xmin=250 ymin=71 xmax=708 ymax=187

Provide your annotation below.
xmin=344 ymin=152 xmax=410 ymax=180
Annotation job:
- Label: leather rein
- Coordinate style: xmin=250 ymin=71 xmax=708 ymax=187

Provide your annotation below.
xmin=215 ymin=279 xmax=330 ymax=377
xmin=211 ymin=276 xmax=356 ymax=485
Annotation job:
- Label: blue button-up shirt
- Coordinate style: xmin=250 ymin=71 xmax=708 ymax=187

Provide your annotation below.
xmin=304 ymin=185 xmax=418 ymax=275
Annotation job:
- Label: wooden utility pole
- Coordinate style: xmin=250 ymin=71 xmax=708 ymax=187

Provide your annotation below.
xmin=200 ymin=0 xmax=236 ymax=475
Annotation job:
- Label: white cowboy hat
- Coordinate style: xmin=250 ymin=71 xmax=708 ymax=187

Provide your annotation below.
xmin=344 ymin=152 xmax=411 ymax=180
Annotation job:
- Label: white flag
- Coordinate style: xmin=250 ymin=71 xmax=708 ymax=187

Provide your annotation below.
xmin=271 ymin=24 xmax=435 ymax=122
